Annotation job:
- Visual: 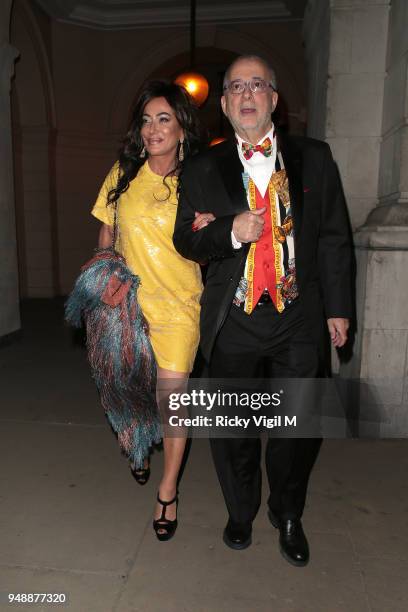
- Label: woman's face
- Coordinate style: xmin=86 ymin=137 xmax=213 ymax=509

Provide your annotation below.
xmin=140 ymin=96 xmax=184 ymax=159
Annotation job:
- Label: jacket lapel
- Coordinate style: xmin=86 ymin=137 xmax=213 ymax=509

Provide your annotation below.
xmin=213 ymin=139 xmax=249 ymax=214
xmin=277 ymin=131 xmax=303 ymax=237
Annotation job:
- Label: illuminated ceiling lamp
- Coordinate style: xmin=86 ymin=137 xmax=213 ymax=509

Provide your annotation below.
xmin=174 ymin=0 xmax=209 ymax=107
xmin=175 ymin=72 xmax=209 ymax=107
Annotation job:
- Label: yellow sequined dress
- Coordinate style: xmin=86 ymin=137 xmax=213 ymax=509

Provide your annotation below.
xmin=92 ymin=160 xmax=203 ymax=373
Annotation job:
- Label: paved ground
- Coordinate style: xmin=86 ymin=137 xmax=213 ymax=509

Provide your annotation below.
xmin=1 ymin=299 xmax=407 ymax=612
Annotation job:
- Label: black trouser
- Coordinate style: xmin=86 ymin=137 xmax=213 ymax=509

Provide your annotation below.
xmin=209 ymin=299 xmax=322 ymax=527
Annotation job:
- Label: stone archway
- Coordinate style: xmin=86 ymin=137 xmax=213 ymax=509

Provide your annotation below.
xmin=11 ymin=0 xmax=58 ymax=298
xmin=107 ymin=26 xmax=306 ymax=138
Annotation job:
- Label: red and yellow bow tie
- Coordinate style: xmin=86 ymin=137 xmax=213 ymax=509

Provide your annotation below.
xmin=241 ymin=136 xmax=273 ymax=160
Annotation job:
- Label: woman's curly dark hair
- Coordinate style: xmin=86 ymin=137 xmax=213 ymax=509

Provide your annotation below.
xmin=108 ymin=80 xmax=204 ymax=204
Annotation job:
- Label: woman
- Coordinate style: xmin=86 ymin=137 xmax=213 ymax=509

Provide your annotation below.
xmin=92 ymin=80 xmax=208 ymax=541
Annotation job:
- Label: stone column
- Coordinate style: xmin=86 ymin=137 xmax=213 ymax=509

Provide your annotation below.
xmin=0 ymin=0 xmax=21 ymax=339
xmin=303 ymin=0 xmax=390 ymax=229
xmin=303 ymin=1 xmax=408 ymax=434
xmin=354 ymin=0 xmax=408 ymax=434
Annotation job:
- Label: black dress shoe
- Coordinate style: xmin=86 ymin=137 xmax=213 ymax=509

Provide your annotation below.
xmin=268 ymin=511 xmax=309 ymax=567
xmin=223 ymin=520 xmax=252 ymax=550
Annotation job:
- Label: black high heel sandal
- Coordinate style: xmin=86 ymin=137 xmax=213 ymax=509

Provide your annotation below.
xmin=130 ymin=460 xmax=150 ymax=485
xmin=153 ymin=493 xmax=178 ymax=541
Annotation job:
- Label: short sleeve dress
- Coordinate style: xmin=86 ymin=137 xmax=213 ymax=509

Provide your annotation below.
xmin=91 ymin=160 xmax=203 ymax=373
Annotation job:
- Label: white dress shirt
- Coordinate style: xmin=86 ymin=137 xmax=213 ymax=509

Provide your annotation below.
xmin=232 ymin=125 xmax=277 ymax=247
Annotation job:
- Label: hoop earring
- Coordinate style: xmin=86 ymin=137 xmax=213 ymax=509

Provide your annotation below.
xmin=140 ymin=146 xmax=146 ymax=159
xmin=178 ymin=141 xmax=184 ymax=162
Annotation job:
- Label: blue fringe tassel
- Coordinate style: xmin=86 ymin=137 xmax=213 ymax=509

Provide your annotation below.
xmin=65 ymin=247 xmax=161 ymax=469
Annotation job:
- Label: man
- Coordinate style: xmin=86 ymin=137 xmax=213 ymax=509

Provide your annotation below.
xmin=173 ymin=55 xmax=351 ymax=566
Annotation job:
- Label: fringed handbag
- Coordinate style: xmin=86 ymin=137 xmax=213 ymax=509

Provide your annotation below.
xmin=65 ymin=188 xmax=161 ymax=469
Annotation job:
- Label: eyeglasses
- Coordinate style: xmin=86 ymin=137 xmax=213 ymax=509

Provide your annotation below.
xmin=223 ymin=78 xmax=275 ymax=95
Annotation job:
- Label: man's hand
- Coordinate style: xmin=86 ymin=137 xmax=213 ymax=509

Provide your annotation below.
xmin=232 ymin=207 xmax=266 ymax=243
xmin=192 ymin=211 xmax=216 ymax=232
xmin=327 ymin=318 xmax=349 ymax=348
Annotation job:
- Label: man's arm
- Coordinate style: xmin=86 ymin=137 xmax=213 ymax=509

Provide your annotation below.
xmin=174 ymin=158 xmax=266 ymax=262
xmin=318 ymin=144 xmax=353 ymax=346
xmin=173 ymin=160 xmax=237 ymax=263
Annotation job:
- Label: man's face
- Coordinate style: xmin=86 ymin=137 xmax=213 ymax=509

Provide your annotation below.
xmin=221 ymin=58 xmax=278 ymax=143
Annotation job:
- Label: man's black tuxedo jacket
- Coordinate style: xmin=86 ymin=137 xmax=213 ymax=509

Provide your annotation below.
xmin=173 ymin=134 xmax=352 ymax=367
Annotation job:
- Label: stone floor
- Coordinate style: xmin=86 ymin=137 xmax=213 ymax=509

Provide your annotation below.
xmin=1 ymin=299 xmax=407 ymax=612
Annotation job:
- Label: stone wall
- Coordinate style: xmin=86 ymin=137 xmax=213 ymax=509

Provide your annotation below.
xmin=0 ymin=0 xmax=20 ymax=338
xmin=302 ymin=0 xmax=330 ymax=140
xmin=304 ymin=0 xmax=390 ymax=230
xmin=354 ymin=0 xmax=408 ymax=435
xmin=304 ymin=0 xmax=408 ymax=435
xmin=11 ymin=0 xmax=58 ymax=298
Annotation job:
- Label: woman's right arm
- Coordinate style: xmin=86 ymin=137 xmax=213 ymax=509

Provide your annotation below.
xmin=98 ymin=223 xmax=113 ymax=248
xmin=174 ymin=160 xmax=236 ymax=263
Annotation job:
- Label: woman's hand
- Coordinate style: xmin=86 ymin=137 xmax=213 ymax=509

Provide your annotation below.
xmin=192 ymin=211 xmax=216 ymax=232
